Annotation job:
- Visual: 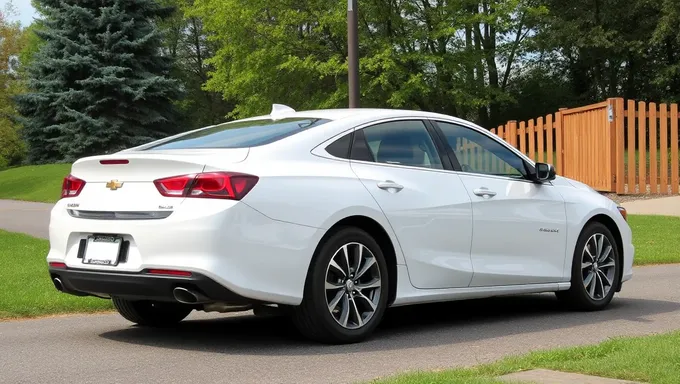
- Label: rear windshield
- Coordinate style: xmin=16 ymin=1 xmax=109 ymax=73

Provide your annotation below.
xmin=145 ymin=118 xmax=331 ymax=150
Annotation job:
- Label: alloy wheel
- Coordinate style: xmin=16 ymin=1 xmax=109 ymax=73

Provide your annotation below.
xmin=324 ymin=242 xmax=381 ymax=330
xmin=581 ymin=233 xmax=616 ymax=300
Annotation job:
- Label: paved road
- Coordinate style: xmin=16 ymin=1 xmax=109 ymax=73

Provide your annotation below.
xmin=0 ymin=199 xmax=53 ymax=239
xmin=622 ymin=195 xmax=680 ymax=216
xmin=2 ymin=265 xmax=679 ymax=384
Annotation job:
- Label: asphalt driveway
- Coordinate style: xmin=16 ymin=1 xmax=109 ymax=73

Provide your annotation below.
xmin=2 ymin=264 xmax=680 ymax=384
xmin=0 ymin=199 xmax=52 ymax=238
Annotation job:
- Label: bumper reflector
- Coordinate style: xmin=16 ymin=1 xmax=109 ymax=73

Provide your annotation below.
xmin=147 ymin=269 xmax=192 ymax=277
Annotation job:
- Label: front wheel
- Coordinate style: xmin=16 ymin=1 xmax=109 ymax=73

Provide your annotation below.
xmin=556 ymin=222 xmax=621 ymax=310
xmin=112 ymin=298 xmax=192 ymax=327
xmin=291 ymin=227 xmax=389 ymax=344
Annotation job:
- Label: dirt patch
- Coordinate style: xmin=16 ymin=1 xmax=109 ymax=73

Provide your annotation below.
xmin=600 ymin=193 xmax=664 ymax=204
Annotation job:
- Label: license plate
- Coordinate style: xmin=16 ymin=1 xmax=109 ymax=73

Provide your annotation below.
xmin=82 ymin=235 xmax=123 ymax=266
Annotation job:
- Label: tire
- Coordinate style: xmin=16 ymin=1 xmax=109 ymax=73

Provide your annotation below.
xmin=112 ymin=297 xmax=192 ymax=327
xmin=556 ymin=221 xmax=621 ymax=311
xmin=291 ymin=227 xmax=389 ymax=344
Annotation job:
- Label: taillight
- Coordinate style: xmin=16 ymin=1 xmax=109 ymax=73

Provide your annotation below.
xmin=61 ymin=174 xmax=86 ymax=198
xmin=154 ymin=175 xmax=193 ymax=197
xmin=153 ymin=172 xmax=258 ymax=200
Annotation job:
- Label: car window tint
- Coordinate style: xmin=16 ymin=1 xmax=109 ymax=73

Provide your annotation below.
xmin=350 ymin=129 xmax=375 ymax=162
xmin=436 ymin=121 xmax=526 ymax=178
xmin=354 ymin=120 xmax=443 ymax=170
xmin=146 ymin=118 xmax=331 ymax=150
xmin=325 ymin=132 xmax=352 ymax=159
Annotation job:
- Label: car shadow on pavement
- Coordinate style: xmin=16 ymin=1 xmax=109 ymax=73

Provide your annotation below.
xmin=99 ymin=294 xmax=680 ymax=355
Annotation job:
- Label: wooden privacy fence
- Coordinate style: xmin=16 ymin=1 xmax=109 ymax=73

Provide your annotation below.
xmin=488 ymin=98 xmax=680 ymax=195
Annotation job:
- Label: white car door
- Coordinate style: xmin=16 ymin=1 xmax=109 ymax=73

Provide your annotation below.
xmin=346 ymin=119 xmax=474 ymax=289
xmin=433 ymin=120 xmax=568 ymax=287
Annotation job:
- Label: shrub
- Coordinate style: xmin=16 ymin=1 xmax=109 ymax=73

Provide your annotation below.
xmin=0 ymin=120 xmax=26 ymax=167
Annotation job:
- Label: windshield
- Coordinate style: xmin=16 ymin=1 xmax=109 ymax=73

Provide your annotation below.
xmin=146 ymin=118 xmax=331 ymax=150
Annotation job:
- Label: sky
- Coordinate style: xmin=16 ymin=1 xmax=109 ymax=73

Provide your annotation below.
xmin=1 ymin=0 xmax=37 ymax=26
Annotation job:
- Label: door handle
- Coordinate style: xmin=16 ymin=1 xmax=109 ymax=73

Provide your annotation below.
xmin=473 ymin=188 xmax=497 ymax=198
xmin=377 ymin=181 xmax=404 ymax=191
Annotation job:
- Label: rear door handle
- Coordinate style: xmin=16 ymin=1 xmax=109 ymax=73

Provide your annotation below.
xmin=473 ymin=188 xmax=497 ymax=198
xmin=377 ymin=181 xmax=404 ymax=191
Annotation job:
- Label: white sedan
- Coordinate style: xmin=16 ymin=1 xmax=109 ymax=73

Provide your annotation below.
xmin=47 ymin=105 xmax=634 ymax=344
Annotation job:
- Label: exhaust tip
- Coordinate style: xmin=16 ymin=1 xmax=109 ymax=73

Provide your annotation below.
xmin=173 ymin=287 xmax=202 ymax=304
xmin=53 ymin=278 xmax=64 ymax=292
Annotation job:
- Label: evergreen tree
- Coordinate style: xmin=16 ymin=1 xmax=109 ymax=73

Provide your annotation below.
xmin=16 ymin=0 xmax=183 ymax=163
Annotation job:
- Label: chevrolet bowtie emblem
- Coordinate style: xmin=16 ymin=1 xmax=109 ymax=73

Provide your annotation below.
xmin=106 ymin=180 xmax=123 ymax=191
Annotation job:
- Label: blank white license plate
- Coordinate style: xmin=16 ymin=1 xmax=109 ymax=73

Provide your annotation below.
xmin=82 ymin=235 xmax=123 ymax=266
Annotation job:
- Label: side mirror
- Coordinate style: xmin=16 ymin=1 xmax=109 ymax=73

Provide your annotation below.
xmin=534 ymin=162 xmax=556 ymax=182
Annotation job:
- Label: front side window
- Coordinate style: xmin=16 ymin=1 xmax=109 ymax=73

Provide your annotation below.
xmin=436 ymin=121 xmax=526 ymax=178
xmin=351 ymin=120 xmax=443 ymax=170
xmin=146 ymin=118 xmax=331 ymax=150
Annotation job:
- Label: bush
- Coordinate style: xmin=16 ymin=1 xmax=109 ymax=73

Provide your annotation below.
xmin=0 ymin=121 xmax=26 ymax=168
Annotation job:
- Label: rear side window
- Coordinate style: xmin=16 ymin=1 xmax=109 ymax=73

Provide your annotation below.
xmin=325 ymin=132 xmax=353 ymax=159
xmin=146 ymin=118 xmax=331 ymax=150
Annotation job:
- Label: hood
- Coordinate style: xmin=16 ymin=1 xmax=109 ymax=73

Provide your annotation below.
xmin=563 ymin=177 xmax=597 ymax=193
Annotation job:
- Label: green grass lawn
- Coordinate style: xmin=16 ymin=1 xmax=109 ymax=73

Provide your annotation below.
xmin=0 ymin=230 xmax=112 ymax=319
xmin=372 ymin=331 xmax=680 ymax=384
xmin=628 ymin=215 xmax=680 ymax=265
xmin=0 ymin=164 xmax=71 ymax=203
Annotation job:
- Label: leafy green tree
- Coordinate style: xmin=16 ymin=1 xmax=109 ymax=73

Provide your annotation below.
xmin=18 ymin=23 xmax=43 ymax=74
xmin=0 ymin=4 xmax=27 ymax=168
xmin=190 ymin=0 xmax=543 ymax=126
xmin=533 ymin=0 xmax=667 ymax=104
xmin=158 ymin=0 xmax=234 ymax=129
xmin=652 ymin=0 xmax=680 ymax=101
xmin=16 ymin=0 xmax=183 ymax=163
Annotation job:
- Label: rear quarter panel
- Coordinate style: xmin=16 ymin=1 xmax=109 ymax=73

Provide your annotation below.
xmin=206 ymin=152 xmax=407 ymax=265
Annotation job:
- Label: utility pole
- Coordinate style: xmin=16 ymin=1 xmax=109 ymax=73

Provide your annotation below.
xmin=347 ymin=0 xmax=359 ymax=108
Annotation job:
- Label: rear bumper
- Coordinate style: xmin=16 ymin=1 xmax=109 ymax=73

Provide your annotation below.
xmin=49 ymin=267 xmax=252 ymax=304
xmin=46 ymin=199 xmax=325 ymax=305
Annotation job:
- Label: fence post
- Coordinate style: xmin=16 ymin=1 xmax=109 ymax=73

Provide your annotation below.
xmin=546 ymin=114 xmax=554 ymax=166
xmin=610 ymin=98 xmax=625 ymax=194
xmin=508 ymin=120 xmax=517 ymax=148
xmin=627 ymin=100 xmax=636 ymax=193
xmin=556 ymin=108 xmax=566 ymax=176
xmin=638 ymin=101 xmax=647 ymax=192
xmin=671 ymin=104 xmax=679 ymax=194
xmin=649 ymin=102 xmax=658 ymax=194
xmin=660 ymin=104 xmax=669 ymax=194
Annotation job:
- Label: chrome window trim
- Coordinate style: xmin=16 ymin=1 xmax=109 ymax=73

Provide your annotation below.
xmin=310 ymin=115 xmax=552 ymax=185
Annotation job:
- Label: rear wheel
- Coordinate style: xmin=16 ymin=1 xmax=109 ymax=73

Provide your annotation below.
xmin=556 ymin=222 xmax=620 ymax=310
xmin=112 ymin=297 xmax=192 ymax=327
xmin=291 ymin=227 xmax=389 ymax=344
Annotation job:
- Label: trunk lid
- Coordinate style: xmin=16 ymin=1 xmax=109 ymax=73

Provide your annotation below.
xmin=67 ymin=149 xmax=248 ymax=212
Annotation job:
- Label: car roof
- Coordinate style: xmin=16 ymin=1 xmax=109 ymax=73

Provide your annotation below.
xmin=128 ymin=106 xmax=490 ymax=154
xmin=241 ymin=107 xmax=471 ymax=125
